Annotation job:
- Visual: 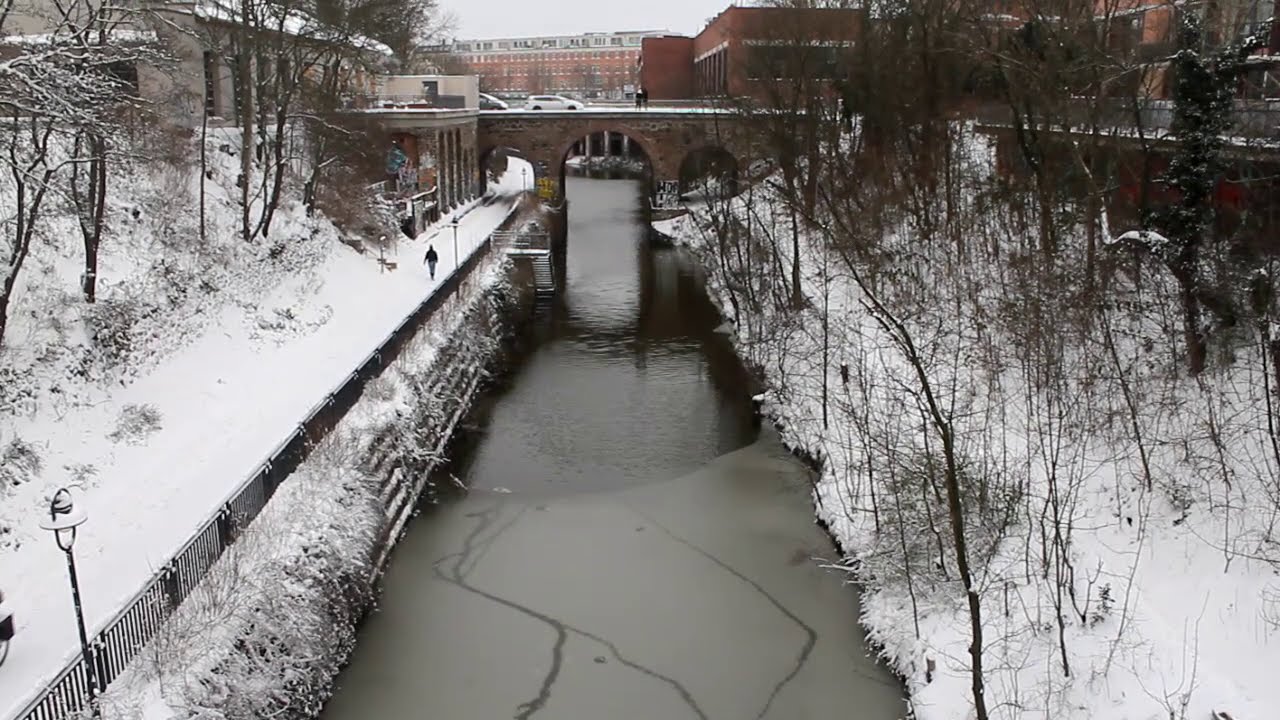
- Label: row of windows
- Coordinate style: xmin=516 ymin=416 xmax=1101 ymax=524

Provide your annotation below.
xmin=455 ymin=34 xmax=648 ymax=52
xmin=481 ymin=69 xmax=635 ymax=79
xmin=470 ymin=60 xmax=634 ymax=72
xmin=464 ymin=50 xmax=637 ymax=63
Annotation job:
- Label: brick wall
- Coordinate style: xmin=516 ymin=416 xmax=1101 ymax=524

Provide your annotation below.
xmin=458 ymin=49 xmax=640 ymax=98
xmin=640 ymin=37 xmax=694 ymax=99
xmin=646 ymin=5 xmax=862 ymax=100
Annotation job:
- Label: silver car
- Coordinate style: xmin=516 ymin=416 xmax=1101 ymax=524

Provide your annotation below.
xmin=525 ymin=94 xmax=584 ymax=111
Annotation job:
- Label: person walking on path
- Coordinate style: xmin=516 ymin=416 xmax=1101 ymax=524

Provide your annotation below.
xmin=424 ymin=244 xmax=439 ymax=279
xmin=639 ymin=88 xmax=649 ymax=110
xmin=634 ymin=89 xmax=643 ymax=110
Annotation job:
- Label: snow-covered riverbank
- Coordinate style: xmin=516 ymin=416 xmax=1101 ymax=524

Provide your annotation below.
xmin=656 ymin=151 xmax=1280 ymax=720
xmin=97 ymin=244 xmax=519 ymax=719
xmin=0 ymin=131 xmax=531 ymax=718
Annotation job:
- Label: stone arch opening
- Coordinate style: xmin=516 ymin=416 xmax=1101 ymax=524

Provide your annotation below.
xmin=478 ymin=145 xmax=536 ymax=194
xmin=555 ymin=128 xmax=655 ymax=197
xmin=678 ymin=146 xmax=739 ymax=199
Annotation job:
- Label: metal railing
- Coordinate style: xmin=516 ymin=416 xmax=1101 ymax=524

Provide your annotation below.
xmin=971 ymin=98 xmax=1280 ymax=140
xmin=347 ymin=94 xmax=471 ymax=110
xmin=493 ymin=230 xmax=550 ymax=252
xmin=16 ymin=212 xmax=512 ymax=720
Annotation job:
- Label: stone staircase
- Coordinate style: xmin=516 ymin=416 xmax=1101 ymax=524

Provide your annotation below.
xmin=531 ymin=253 xmax=556 ymax=295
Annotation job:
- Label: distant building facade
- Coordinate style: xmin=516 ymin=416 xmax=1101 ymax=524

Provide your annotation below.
xmin=450 ymin=30 xmax=669 ymax=99
xmin=640 ymin=6 xmax=863 ymax=101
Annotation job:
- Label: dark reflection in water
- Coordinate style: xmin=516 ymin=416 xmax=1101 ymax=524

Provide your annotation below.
xmin=458 ymin=175 xmax=758 ymax=496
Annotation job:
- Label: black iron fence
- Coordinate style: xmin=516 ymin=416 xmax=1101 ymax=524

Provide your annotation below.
xmin=17 ymin=223 xmax=507 ymax=720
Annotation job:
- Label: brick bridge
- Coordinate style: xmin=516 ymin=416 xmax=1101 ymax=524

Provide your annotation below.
xmin=478 ymin=109 xmax=756 ymax=198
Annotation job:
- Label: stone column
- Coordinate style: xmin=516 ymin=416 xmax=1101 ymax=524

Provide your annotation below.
xmin=455 ymin=129 xmax=465 ymax=204
xmin=446 ymin=130 xmax=456 ymax=208
xmin=466 ymin=148 xmax=475 ymax=199
xmin=603 ymin=130 xmax=612 ymax=157
xmin=436 ymin=130 xmax=449 ymax=211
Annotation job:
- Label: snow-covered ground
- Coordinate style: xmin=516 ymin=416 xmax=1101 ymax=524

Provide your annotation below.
xmin=0 ymin=131 xmax=531 ymax=718
xmin=95 ymin=229 xmax=516 ymax=720
xmin=657 ymin=139 xmax=1280 ymax=720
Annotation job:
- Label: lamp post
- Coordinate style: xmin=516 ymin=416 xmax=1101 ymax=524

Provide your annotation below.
xmin=40 ymin=488 xmax=96 ymax=714
xmin=451 ymin=216 xmax=460 ymax=271
xmin=522 ymin=167 xmax=528 ymax=192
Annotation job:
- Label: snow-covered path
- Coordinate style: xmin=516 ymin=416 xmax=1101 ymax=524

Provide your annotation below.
xmin=0 ymin=163 xmax=530 ymax=719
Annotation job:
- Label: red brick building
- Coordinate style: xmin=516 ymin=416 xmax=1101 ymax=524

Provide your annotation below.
xmin=640 ymin=5 xmax=863 ymax=100
xmin=452 ymin=31 xmax=667 ymax=100
xmin=636 ymin=35 xmax=694 ymax=99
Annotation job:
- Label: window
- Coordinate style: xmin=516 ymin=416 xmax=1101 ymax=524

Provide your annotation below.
xmin=611 ymin=36 xmax=622 ymax=46
xmin=746 ymin=44 xmax=841 ymax=80
xmin=102 ymin=60 xmax=139 ymax=95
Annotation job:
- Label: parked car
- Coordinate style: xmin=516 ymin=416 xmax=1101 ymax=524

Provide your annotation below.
xmin=479 ymin=92 xmax=509 ymax=110
xmin=525 ymin=95 xmax=584 ymax=111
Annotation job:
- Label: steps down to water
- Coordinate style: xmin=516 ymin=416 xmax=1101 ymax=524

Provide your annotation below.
xmin=531 ymin=252 xmax=556 ymax=295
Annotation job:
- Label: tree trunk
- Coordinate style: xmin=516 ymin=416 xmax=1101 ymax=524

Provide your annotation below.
xmin=84 ymin=134 xmax=106 ymax=303
xmin=238 ymin=47 xmax=255 ymax=242
xmin=940 ymin=426 xmax=991 ymax=720
xmin=200 ymin=98 xmax=209 ymax=244
xmin=1175 ymin=268 xmax=1208 ymax=374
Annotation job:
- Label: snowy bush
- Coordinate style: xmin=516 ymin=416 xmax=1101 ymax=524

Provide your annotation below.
xmin=0 ymin=435 xmax=43 ymax=491
xmin=81 ymin=295 xmax=159 ymax=375
xmin=107 ymin=404 xmax=163 ymax=445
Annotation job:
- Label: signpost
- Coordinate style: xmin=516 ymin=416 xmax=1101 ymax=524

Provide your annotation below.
xmin=536 ymin=177 xmax=556 ymax=200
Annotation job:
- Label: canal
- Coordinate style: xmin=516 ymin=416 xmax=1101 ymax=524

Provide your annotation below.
xmin=321 ymin=175 xmax=907 ymax=719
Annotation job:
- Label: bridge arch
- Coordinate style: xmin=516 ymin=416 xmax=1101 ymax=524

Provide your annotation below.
xmin=479 ymin=145 xmax=534 ymax=194
xmin=678 ymin=145 xmax=740 ymax=198
xmin=555 ymin=127 xmax=656 ymax=189
xmin=476 ymin=110 xmax=753 ymax=201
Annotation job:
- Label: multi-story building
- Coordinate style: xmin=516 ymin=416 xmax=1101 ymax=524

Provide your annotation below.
xmin=450 ymin=30 xmax=669 ymax=99
xmin=1 ymin=0 xmax=392 ymax=127
xmin=640 ymin=5 xmax=863 ymax=101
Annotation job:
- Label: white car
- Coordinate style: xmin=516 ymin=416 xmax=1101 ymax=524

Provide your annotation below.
xmin=525 ymin=94 xmax=584 ymax=111
xmin=479 ymin=92 xmax=509 ymax=110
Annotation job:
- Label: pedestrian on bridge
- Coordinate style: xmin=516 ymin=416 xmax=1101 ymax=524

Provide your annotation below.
xmin=424 ymin=244 xmax=439 ymax=279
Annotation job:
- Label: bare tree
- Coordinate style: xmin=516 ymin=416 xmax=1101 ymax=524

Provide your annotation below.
xmin=0 ymin=0 xmax=164 ymax=342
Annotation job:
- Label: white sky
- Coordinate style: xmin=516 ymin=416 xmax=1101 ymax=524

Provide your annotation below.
xmin=450 ymin=0 xmax=730 ymax=40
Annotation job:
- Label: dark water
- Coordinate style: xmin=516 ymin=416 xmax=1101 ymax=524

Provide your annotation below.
xmin=457 ymin=177 xmax=757 ymax=496
xmin=321 ymin=176 xmax=907 ymax=720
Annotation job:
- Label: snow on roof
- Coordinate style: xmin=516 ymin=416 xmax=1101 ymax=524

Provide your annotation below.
xmin=193 ymin=0 xmax=393 ymax=57
xmin=0 ymin=28 xmax=158 ymax=46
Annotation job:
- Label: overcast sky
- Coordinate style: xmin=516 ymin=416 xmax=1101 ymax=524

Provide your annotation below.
xmin=450 ymin=0 xmax=730 ymax=39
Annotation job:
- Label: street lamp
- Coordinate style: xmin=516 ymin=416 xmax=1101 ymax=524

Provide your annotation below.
xmin=39 ymin=488 xmax=96 ymax=713
xmin=451 ymin=216 xmax=460 ymax=271
xmin=522 ymin=167 xmax=528 ymax=192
